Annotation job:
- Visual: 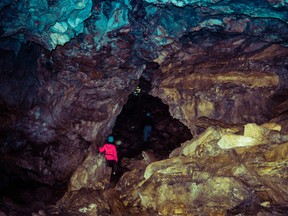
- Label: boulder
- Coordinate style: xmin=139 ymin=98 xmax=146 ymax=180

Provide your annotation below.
xmin=118 ymin=123 xmax=288 ymax=215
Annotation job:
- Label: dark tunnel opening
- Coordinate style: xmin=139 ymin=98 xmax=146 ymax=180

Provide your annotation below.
xmin=111 ymin=77 xmax=193 ymax=171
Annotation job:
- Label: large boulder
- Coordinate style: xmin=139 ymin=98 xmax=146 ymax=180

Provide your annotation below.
xmin=116 ymin=121 xmax=288 ymax=215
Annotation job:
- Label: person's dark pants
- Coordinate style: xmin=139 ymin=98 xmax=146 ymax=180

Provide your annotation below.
xmin=143 ymin=125 xmax=152 ymax=142
xmin=106 ymin=160 xmax=117 ymax=174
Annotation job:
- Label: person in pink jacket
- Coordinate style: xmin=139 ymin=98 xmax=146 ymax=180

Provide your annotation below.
xmin=99 ymin=135 xmax=118 ymax=175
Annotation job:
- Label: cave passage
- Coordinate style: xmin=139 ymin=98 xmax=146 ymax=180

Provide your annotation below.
xmin=112 ymin=81 xmax=193 ymax=161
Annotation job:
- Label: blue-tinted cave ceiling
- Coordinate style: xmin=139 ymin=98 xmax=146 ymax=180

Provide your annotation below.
xmin=1 ymin=0 xmax=288 ymax=52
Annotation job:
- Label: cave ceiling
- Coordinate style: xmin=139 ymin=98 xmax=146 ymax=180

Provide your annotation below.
xmin=1 ymin=0 xmax=288 ymax=185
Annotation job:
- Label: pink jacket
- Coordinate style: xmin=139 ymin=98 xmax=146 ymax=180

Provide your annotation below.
xmin=99 ymin=143 xmax=118 ymax=162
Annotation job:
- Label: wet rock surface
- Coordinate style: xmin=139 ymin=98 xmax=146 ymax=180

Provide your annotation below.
xmin=1 ymin=0 xmax=288 ymax=215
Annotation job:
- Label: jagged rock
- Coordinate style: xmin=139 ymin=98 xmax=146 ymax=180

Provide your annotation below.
xmin=151 ymin=40 xmax=287 ymax=136
xmin=270 ymin=112 xmax=288 ymax=134
xmin=141 ymin=150 xmax=159 ymax=165
xmin=56 ymin=187 xmax=125 ymax=215
xmin=140 ymin=174 xmax=250 ymax=215
xmin=218 ymin=123 xmax=282 ymax=149
xmin=56 ymin=188 xmax=111 ymax=216
xmin=124 ymin=154 xmax=252 ymax=215
xmin=103 ymin=188 xmax=127 ymax=215
xmin=187 ymin=127 xmax=221 ymax=155
xmin=0 ymin=37 xmax=143 ymax=184
xmin=264 ymin=143 xmax=288 ymax=162
xmin=68 ymin=151 xmax=109 ymax=191
xmin=117 ymin=123 xmax=288 ymax=215
xmin=31 ymin=210 xmax=46 ymax=216
xmin=1 ymin=0 xmax=93 ymax=50
xmin=218 ymin=133 xmax=259 ymax=149
xmin=195 ymin=116 xmax=243 ymax=134
xmin=266 ymin=0 xmax=288 ymax=8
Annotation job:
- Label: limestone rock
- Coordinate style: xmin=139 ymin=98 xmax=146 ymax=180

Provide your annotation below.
xmin=151 ymin=38 xmax=287 ymax=136
xmin=244 ymin=123 xmax=271 ymax=142
xmin=129 ymin=154 xmax=252 ymax=215
xmin=264 ymin=143 xmax=288 ymax=162
xmin=139 ymin=174 xmax=250 ymax=215
xmin=68 ymin=151 xmax=109 ymax=191
xmin=141 ymin=150 xmax=160 ymax=165
xmin=118 ymin=124 xmax=288 ymax=215
xmin=196 ymin=116 xmax=243 ymax=133
xmin=218 ymin=134 xmax=259 ymax=149
xmin=56 ymin=189 xmax=110 ymax=216
xmin=116 ymin=157 xmax=147 ymax=206
xmin=261 ymin=122 xmax=282 ymax=132
xmin=173 ymin=127 xmax=221 ymax=157
xmin=57 ymin=180 xmax=126 ymax=215
xmin=218 ymin=123 xmax=282 ymax=149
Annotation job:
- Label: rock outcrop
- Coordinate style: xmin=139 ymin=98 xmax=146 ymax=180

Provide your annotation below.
xmin=114 ymin=122 xmax=288 ymax=215
xmin=151 ymin=36 xmax=288 ymax=136
xmin=54 ymin=121 xmax=288 ymax=215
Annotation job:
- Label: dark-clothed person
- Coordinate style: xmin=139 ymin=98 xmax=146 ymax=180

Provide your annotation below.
xmin=142 ymin=113 xmax=154 ymax=142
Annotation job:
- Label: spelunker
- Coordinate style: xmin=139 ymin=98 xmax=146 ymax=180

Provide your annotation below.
xmin=99 ymin=135 xmax=118 ymax=175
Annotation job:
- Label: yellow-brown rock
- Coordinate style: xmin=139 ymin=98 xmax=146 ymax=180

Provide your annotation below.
xmin=264 ymin=143 xmax=288 ymax=162
xmin=127 ymin=153 xmax=251 ymax=215
xmin=151 ymin=40 xmax=287 ymax=136
xmin=218 ymin=123 xmax=282 ymax=149
xmin=68 ymin=151 xmax=109 ymax=191
xmin=55 ymin=188 xmax=111 ymax=216
xmin=195 ymin=116 xmax=243 ymax=133
xmin=117 ymin=123 xmax=288 ymax=215
xmin=171 ymin=127 xmax=222 ymax=157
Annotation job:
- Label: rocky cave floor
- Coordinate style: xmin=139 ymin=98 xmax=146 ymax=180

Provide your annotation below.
xmin=2 ymin=92 xmax=288 ymax=216
xmin=0 ymin=89 xmax=193 ymax=216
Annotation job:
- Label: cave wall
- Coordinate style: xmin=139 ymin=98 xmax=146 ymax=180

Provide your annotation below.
xmin=150 ymin=34 xmax=288 ymax=135
xmin=1 ymin=0 xmax=288 ymax=186
xmin=0 ymin=39 xmax=145 ymax=184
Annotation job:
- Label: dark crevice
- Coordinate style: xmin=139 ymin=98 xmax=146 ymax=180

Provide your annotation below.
xmin=112 ymin=77 xmax=192 ymax=162
xmin=0 ymin=156 xmax=66 ymax=215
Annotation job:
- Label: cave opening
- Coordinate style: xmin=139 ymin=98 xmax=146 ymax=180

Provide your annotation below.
xmin=111 ymin=77 xmax=193 ymax=164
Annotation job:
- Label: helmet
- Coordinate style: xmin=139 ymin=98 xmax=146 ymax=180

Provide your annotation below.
xmin=107 ymin=135 xmax=114 ymax=143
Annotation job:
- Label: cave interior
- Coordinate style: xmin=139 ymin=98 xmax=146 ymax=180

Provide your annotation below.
xmin=1 ymin=0 xmax=288 ymax=215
